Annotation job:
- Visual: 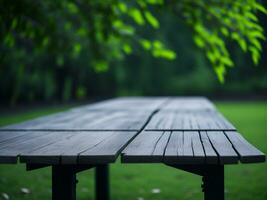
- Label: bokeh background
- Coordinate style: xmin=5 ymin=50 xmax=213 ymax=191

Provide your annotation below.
xmin=0 ymin=2 xmax=267 ymax=106
xmin=0 ymin=1 xmax=266 ymax=200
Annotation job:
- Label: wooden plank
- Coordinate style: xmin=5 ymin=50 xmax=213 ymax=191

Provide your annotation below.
xmin=79 ymin=131 xmax=138 ymax=164
xmin=152 ymin=132 xmax=171 ymax=159
xmin=225 ymin=131 xmax=265 ymax=163
xmin=20 ymin=132 xmax=114 ymax=164
xmin=161 ymin=97 xmax=215 ymax=111
xmin=20 ymin=131 xmax=138 ymax=164
xmin=0 ymin=131 xmax=30 ymax=144
xmin=121 ymin=131 xmax=170 ymax=163
xmin=145 ymin=111 xmax=236 ymax=131
xmin=0 ymin=132 xmax=52 ymax=150
xmin=0 ymin=131 xmax=74 ymax=164
xmin=1 ymin=110 xmax=152 ymax=131
xmin=190 ymin=131 xmax=205 ymax=162
xmin=164 ymin=131 xmax=205 ymax=164
xmin=206 ymin=131 xmax=239 ymax=164
xmin=164 ymin=131 xmax=183 ymax=163
xmin=72 ymin=97 xmax=168 ymax=111
xmin=199 ymin=131 xmax=218 ymax=164
xmin=214 ymin=112 xmax=236 ymax=130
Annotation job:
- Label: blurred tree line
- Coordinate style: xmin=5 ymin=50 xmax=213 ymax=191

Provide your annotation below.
xmin=0 ymin=0 xmax=267 ymax=106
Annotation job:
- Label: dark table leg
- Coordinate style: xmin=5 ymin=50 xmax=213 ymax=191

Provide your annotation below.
xmin=52 ymin=165 xmax=76 ymax=200
xmin=166 ymin=164 xmax=224 ymax=200
xmin=95 ymin=164 xmax=109 ymax=200
xmin=203 ymin=165 xmax=224 ymax=200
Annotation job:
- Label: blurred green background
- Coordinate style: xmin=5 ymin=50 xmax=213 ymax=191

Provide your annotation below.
xmin=0 ymin=1 xmax=267 ymax=106
xmin=0 ymin=1 xmax=267 ymax=200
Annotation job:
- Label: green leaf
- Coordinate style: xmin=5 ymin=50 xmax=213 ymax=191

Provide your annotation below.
xmin=113 ymin=20 xmax=135 ymax=35
xmin=255 ymin=3 xmax=267 ymax=14
xmin=159 ymin=50 xmax=176 ymax=60
xmin=220 ymin=27 xmax=229 ymax=36
xmin=249 ymin=47 xmax=260 ymax=65
xmin=193 ymin=36 xmax=205 ymax=48
xmin=251 ymin=39 xmax=262 ymax=50
xmin=214 ymin=64 xmax=225 ymax=83
xmin=153 ymin=40 xmax=163 ymax=49
xmin=239 ymin=39 xmax=247 ymax=52
xmin=144 ymin=11 xmax=159 ymax=29
xmin=146 ymin=0 xmax=164 ymax=5
xmin=140 ymin=39 xmax=151 ymax=50
xmin=67 ymin=2 xmax=78 ymax=14
xmin=117 ymin=2 xmax=127 ymax=13
xmin=221 ymin=57 xmax=234 ymax=67
xmin=123 ymin=44 xmax=132 ymax=54
xmin=94 ymin=60 xmax=109 ymax=72
xmin=129 ymin=8 xmax=145 ymax=26
xmin=206 ymin=51 xmax=216 ymax=64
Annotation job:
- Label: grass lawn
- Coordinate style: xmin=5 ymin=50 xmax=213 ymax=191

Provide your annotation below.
xmin=0 ymin=101 xmax=266 ymax=200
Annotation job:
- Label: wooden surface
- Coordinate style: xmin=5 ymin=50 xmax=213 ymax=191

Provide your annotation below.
xmin=122 ymin=130 xmax=265 ymax=164
xmin=1 ymin=110 xmax=152 ymax=131
xmin=145 ymin=111 xmax=236 ymax=131
xmin=0 ymin=97 xmax=265 ymax=165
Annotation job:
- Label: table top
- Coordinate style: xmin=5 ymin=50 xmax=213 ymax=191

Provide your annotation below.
xmin=0 ymin=97 xmax=265 ymax=165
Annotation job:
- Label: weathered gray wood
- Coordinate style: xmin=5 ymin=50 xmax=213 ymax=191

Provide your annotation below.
xmin=78 ymin=131 xmax=137 ymax=164
xmin=20 ymin=131 xmax=138 ymax=164
xmin=0 ymin=97 xmax=264 ymax=166
xmin=1 ymin=110 xmax=152 ymax=131
xmin=20 ymin=132 xmax=114 ymax=164
xmin=164 ymin=131 xmax=205 ymax=164
xmin=121 ymin=131 xmax=170 ymax=163
xmin=225 ymin=131 xmax=265 ymax=163
xmin=0 ymin=131 xmax=30 ymax=144
xmin=145 ymin=111 xmax=236 ymax=131
xmin=72 ymin=97 xmax=168 ymax=111
xmin=206 ymin=131 xmax=239 ymax=164
xmin=0 ymin=131 xmax=74 ymax=164
xmin=161 ymin=97 xmax=215 ymax=111
xmin=199 ymin=131 xmax=218 ymax=164
xmin=0 ymin=132 xmax=52 ymax=150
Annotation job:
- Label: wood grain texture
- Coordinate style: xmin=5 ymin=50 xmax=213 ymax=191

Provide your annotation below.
xmin=20 ymin=131 xmax=138 ymax=164
xmin=161 ymin=97 xmax=215 ymax=111
xmin=72 ymin=97 xmax=168 ymax=111
xmin=122 ymin=130 xmax=264 ymax=164
xmin=0 ymin=97 xmax=264 ymax=165
xmin=200 ymin=131 xmax=218 ymax=164
xmin=78 ymin=131 xmax=137 ymax=164
xmin=1 ymin=110 xmax=152 ymax=131
xmin=123 ymin=131 xmax=208 ymax=164
xmin=122 ymin=131 xmax=170 ymax=163
xmin=145 ymin=111 xmax=236 ymax=131
xmin=0 ymin=131 xmax=74 ymax=163
xmin=206 ymin=131 xmax=239 ymax=164
xmin=164 ymin=131 xmax=205 ymax=164
xmin=224 ymin=131 xmax=265 ymax=163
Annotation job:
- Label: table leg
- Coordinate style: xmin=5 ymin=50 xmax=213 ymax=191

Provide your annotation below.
xmin=95 ymin=164 xmax=109 ymax=200
xmin=203 ymin=165 xmax=224 ymax=200
xmin=166 ymin=164 xmax=225 ymax=200
xmin=52 ymin=165 xmax=76 ymax=200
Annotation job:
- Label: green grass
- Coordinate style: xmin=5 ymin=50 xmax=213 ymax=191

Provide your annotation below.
xmin=0 ymin=101 xmax=266 ymax=200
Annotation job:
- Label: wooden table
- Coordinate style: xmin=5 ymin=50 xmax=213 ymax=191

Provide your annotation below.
xmin=0 ymin=97 xmax=265 ymax=200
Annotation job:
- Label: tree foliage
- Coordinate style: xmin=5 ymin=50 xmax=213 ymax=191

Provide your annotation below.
xmin=0 ymin=0 xmax=266 ymax=104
